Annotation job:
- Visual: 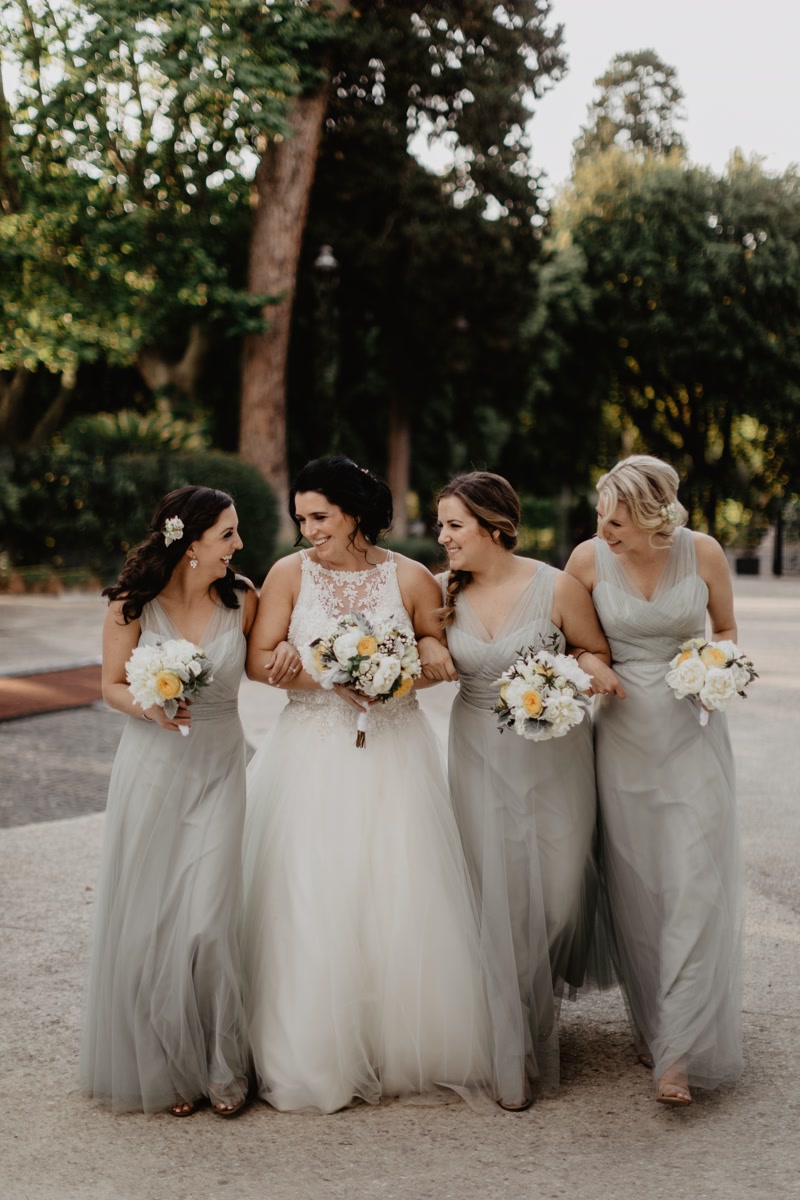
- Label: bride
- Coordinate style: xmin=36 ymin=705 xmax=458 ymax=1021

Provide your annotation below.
xmin=241 ymin=456 xmax=491 ymax=1113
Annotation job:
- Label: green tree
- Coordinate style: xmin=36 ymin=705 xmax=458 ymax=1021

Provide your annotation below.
xmin=284 ymin=0 xmax=568 ymax=528
xmin=0 ymin=0 xmax=309 ymax=446
xmin=573 ymin=50 xmax=685 ymax=165
xmin=544 ymin=150 xmax=800 ymax=533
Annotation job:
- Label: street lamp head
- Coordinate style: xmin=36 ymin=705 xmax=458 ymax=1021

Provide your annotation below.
xmin=314 ymin=244 xmax=339 ymax=274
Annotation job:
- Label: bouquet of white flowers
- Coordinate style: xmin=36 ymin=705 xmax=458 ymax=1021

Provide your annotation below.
xmin=494 ymin=643 xmax=592 ymax=742
xmin=665 ymin=637 xmax=756 ymax=726
xmin=302 ymin=612 xmax=421 ymax=747
xmin=125 ymin=638 xmax=214 ymax=735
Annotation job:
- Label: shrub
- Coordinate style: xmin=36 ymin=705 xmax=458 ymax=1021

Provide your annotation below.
xmin=0 ymin=418 xmax=277 ymax=584
xmin=115 ymin=451 xmax=278 ymax=582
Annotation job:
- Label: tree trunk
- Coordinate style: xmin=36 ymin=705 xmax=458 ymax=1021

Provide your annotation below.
xmin=26 ymin=367 xmax=77 ymax=447
xmin=136 ymin=324 xmax=209 ymax=403
xmin=0 ymin=366 xmax=31 ymax=446
xmin=239 ymin=0 xmax=349 ymax=541
xmin=387 ymin=386 xmax=410 ymax=539
xmin=240 ymin=91 xmax=330 ymax=539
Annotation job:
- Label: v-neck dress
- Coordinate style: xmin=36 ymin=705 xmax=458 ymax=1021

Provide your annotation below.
xmin=592 ymin=528 xmax=743 ymax=1089
xmin=445 ymin=563 xmax=598 ymax=1104
xmin=79 ymin=597 xmax=249 ymax=1112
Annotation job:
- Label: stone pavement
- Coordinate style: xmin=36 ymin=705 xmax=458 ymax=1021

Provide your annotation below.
xmin=0 ymin=580 xmax=799 ymax=1200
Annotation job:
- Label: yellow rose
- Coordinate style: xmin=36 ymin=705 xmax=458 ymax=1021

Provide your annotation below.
xmin=394 ymin=672 xmax=414 ymax=699
xmin=522 ymin=689 xmax=543 ymax=718
xmin=312 ymin=643 xmax=328 ymax=671
xmin=676 ymin=649 xmax=695 ymax=665
xmin=155 ymin=670 xmax=183 ymax=700
xmin=357 ymin=635 xmax=378 ymax=656
xmin=701 ymin=645 xmax=727 ymax=668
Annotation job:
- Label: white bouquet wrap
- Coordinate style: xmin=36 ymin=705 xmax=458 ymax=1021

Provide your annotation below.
xmin=494 ymin=639 xmax=592 ymax=742
xmin=665 ymin=637 xmax=756 ymax=726
xmin=302 ymin=612 xmax=421 ymax=747
xmin=125 ymin=638 xmax=214 ymax=735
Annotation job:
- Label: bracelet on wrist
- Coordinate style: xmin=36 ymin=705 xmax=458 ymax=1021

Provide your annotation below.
xmin=142 ymin=711 xmax=154 ymax=722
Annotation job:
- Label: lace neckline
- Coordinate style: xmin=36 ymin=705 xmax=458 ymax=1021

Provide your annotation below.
xmin=302 ymin=549 xmax=393 ymax=581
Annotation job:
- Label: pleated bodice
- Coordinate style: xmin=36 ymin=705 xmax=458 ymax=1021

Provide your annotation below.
xmin=446 ymin=565 xmax=562 ymax=708
xmin=140 ymin=597 xmax=246 ymax=721
xmin=592 ymin=527 xmax=707 ymax=667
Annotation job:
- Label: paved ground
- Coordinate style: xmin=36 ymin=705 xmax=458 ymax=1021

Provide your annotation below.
xmin=0 ymin=580 xmax=798 ymax=1200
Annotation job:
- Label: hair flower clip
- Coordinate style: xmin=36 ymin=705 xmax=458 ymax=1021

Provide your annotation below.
xmin=659 ymin=502 xmax=678 ymax=525
xmin=162 ymin=516 xmax=185 ymax=546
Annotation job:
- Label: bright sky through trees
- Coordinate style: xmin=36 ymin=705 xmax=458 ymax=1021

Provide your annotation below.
xmin=532 ymin=0 xmax=799 ymax=188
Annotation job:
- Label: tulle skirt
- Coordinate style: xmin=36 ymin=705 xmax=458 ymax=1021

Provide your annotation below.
xmin=594 ymin=661 xmax=744 ymax=1089
xmin=79 ymin=713 xmax=249 ymax=1112
xmin=241 ymin=696 xmax=492 ymax=1113
xmin=448 ymin=693 xmax=599 ymax=1105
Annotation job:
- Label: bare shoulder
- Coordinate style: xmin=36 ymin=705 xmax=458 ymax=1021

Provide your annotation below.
xmin=392 ymin=552 xmax=438 ymax=586
xmin=262 ymin=550 xmax=303 ymax=589
xmin=553 ymin=565 xmax=592 ymax=602
xmin=104 ymin=598 xmax=135 ymax=629
xmin=690 ymin=530 xmax=729 ymax=572
xmin=564 ymin=539 xmax=597 ymax=588
xmin=241 ymin=586 xmax=259 ymax=630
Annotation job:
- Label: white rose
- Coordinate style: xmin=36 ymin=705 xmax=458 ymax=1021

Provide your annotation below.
xmin=699 ymin=667 xmax=736 ymax=710
xmin=552 ymin=655 xmax=592 ymax=692
xmin=361 ymin=655 xmax=401 ymax=696
xmin=333 ymin=630 xmax=362 ymax=666
xmin=543 ymin=693 xmax=583 ymax=736
xmin=714 ymin=640 xmax=740 ymax=662
xmin=666 ymin=656 xmax=707 ymax=697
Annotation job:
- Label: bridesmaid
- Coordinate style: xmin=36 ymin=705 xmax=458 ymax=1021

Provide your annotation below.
xmin=566 ymin=455 xmax=744 ymax=1106
xmin=425 ymin=471 xmax=618 ymax=1111
xmin=80 ymin=486 xmax=292 ymax=1116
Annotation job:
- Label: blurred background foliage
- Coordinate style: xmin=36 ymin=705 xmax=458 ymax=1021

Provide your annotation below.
xmin=1 ymin=2 xmax=798 ymax=586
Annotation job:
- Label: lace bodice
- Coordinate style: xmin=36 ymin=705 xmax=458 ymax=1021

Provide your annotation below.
xmin=139 ymin=596 xmax=246 ymax=721
xmin=592 ymin=527 xmax=708 ymax=667
xmin=286 ymin=550 xmax=419 ymax=733
xmin=445 ymin=565 xmax=563 ymax=711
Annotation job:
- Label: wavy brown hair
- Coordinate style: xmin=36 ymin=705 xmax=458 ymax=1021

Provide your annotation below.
xmin=103 ymin=486 xmax=251 ymax=624
xmin=434 ymin=472 xmax=520 ymax=627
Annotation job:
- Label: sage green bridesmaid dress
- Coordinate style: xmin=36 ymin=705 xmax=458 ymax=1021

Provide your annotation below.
xmin=446 ymin=564 xmax=599 ymax=1106
xmin=591 ymin=527 xmax=743 ymax=1089
xmin=79 ymin=598 xmax=249 ymax=1112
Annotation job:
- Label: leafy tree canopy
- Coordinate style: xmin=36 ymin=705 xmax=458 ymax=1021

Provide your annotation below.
xmin=545 ymin=150 xmax=800 ymax=534
xmin=573 ymin=49 xmax=685 ymax=165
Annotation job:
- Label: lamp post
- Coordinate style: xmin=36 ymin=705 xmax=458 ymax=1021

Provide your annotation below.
xmin=312 ymin=245 xmax=340 ymax=442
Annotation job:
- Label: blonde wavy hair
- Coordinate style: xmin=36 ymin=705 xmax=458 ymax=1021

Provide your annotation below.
xmin=596 ymin=455 xmax=688 ymax=544
xmin=434 ymin=472 xmax=520 ymax=628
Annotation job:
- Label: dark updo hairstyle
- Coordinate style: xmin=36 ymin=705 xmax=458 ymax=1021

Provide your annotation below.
xmin=289 ymin=456 xmax=393 ymax=554
xmin=435 ymin=471 xmax=520 ymax=628
xmin=103 ymin=485 xmax=250 ymax=623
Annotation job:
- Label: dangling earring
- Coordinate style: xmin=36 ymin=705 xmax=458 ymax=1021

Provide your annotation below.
xmin=189 ymin=557 xmax=198 ymax=569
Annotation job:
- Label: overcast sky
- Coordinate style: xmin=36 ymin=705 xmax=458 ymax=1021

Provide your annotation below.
xmin=531 ymin=0 xmax=800 ymax=188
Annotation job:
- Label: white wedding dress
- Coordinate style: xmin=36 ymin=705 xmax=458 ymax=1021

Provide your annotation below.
xmin=241 ymin=550 xmax=491 ymax=1112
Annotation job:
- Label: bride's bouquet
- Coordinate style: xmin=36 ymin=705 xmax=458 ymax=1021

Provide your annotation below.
xmin=494 ymin=643 xmax=592 ymax=742
xmin=665 ymin=637 xmax=757 ymax=726
xmin=126 ymin=639 xmax=214 ymax=735
xmin=302 ymin=612 xmax=421 ymax=747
